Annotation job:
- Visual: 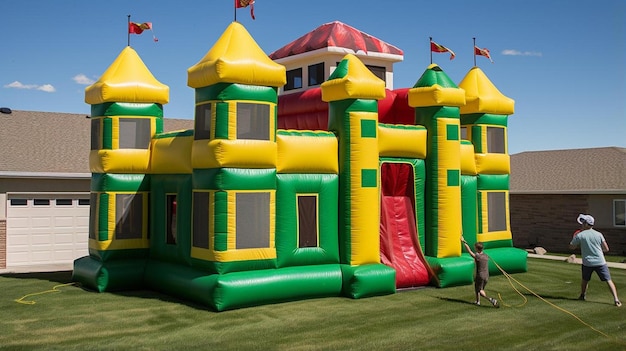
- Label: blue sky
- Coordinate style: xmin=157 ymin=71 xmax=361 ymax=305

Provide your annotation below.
xmin=1 ymin=0 xmax=624 ymax=154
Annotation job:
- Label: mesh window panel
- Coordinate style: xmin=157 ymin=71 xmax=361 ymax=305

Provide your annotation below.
xmin=115 ymin=194 xmax=143 ymax=239
xmin=89 ymin=193 xmax=98 ymax=240
xmin=487 ymin=127 xmax=505 ymax=154
xmin=236 ymin=103 xmax=269 ymax=140
xmin=166 ymin=195 xmax=177 ymax=245
xmin=487 ymin=192 xmax=507 ymax=232
xmin=119 ymin=118 xmax=151 ymax=149
xmin=192 ymin=192 xmax=209 ymax=248
xmin=236 ymin=192 xmax=270 ymax=249
xmin=460 ymin=126 xmax=468 ymax=140
xmin=91 ymin=119 xmax=100 ymax=150
xmin=194 ymin=103 xmax=212 ymax=140
xmin=297 ymin=195 xmax=318 ymax=247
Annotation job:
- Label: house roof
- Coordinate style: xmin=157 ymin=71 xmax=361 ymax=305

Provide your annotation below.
xmin=510 ymin=147 xmax=626 ymax=194
xmin=268 ymin=21 xmax=403 ymax=60
xmin=0 ymin=110 xmax=193 ymax=176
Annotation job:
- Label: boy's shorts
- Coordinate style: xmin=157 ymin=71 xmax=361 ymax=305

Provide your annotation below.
xmin=474 ymin=278 xmax=487 ymax=293
xmin=581 ymin=264 xmax=611 ymax=282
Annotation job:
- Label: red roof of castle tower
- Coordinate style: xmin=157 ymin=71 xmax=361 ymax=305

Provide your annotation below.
xmin=269 ymin=21 xmax=403 ymax=60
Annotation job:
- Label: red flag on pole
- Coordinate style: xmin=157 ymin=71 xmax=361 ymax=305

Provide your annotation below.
xmin=430 ymin=40 xmax=456 ymax=60
xmin=129 ymin=22 xmax=152 ymax=34
xmin=128 ymin=22 xmax=158 ymax=42
xmin=474 ymin=46 xmax=494 ymax=63
xmin=235 ymin=0 xmax=256 ymax=20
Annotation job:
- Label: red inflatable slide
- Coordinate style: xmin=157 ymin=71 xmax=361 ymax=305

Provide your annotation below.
xmin=379 ymin=163 xmax=431 ymax=288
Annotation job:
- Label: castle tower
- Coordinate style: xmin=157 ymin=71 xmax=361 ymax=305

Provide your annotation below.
xmin=75 ymin=46 xmax=169 ymax=291
xmin=457 ymin=67 xmax=526 ymax=273
xmin=186 ymin=22 xmax=286 ymax=274
xmin=408 ymin=64 xmax=466 ymax=259
xmin=322 ymin=54 xmax=396 ymax=297
xmin=459 ymin=66 xmax=515 ymax=245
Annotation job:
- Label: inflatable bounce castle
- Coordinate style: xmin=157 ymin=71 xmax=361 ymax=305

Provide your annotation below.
xmin=73 ymin=21 xmax=527 ymax=311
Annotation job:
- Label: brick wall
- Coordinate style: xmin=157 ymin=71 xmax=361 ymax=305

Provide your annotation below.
xmin=511 ymin=194 xmax=588 ymax=252
xmin=602 ymin=228 xmax=626 ymax=257
xmin=511 ymin=194 xmax=626 ymax=256
xmin=0 ymin=219 xmax=5 ymax=269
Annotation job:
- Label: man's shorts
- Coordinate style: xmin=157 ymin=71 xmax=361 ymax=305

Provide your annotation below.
xmin=581 ymin=264 xmax=612 ymax=282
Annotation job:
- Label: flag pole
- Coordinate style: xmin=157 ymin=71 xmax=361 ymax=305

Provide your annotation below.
xmin=127 ymin=15 xmax=131 ymax=46
xmin=473 ymin=37 xmax=476 ymax=66
xmin=234 ymin=1 xmax=237 ymax=22
xmin=429 ymin=37 xmax=433 ymax=64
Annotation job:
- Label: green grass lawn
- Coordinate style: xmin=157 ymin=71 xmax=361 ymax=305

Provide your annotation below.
xmin=1 ymin=258 xmax=624 ymax=351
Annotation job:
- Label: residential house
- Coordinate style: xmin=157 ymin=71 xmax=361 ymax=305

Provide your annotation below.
xmin=510 ymin=147 xmax=626 ymax=255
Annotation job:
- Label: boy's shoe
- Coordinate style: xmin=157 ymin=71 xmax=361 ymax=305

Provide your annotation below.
xmin=577 ymin=294 xmax=586 ymax=301
xmin=616 ymin=300 xmax=622 ymax=307
xmin=474 ymin=301 xmax=480 ymax=306
xmin=489 ymin=298 xmax=500 ymax=308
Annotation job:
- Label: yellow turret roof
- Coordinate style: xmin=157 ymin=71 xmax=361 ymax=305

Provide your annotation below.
xmin=321 ymin=54 xmax=386 ymax=102
xmin=84 ymin=46 xmax=169 ymax=105
xmin=458 ymin=67 xmax=514 ymax=115
xmin=187 ymin=22 xmax=286 ymax=88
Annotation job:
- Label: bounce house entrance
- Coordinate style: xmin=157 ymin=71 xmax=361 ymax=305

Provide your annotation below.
xmin=379 ymin=162 xmax=431 ymax=288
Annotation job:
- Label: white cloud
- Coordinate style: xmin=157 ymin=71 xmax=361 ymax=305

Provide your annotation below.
xmin=38 ymin=84 xmax=56 ymax=92
xmin=502 ymin=49 xmax=542 ymax=57
xmin=73 ymin=74 xmax=95 ymax=85
xmin=5 ymin=81 xmax=36 ymax=89
xmin=4 ymin=80 xmax=56 ymax=93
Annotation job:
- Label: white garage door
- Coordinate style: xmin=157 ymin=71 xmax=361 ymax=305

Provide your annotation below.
xmin=6 ymin=193 xmax=90 ymax=267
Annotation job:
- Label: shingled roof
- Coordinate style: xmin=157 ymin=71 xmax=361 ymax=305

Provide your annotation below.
xmin=0 ymin=110 xmax=194 ymax=176
xmin=269 ymin=21 xmax=403 ymax=60
xmin=510 ymin=147 xmax=626 ymax=194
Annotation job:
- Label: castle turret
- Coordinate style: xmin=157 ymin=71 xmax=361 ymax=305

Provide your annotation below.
xmin=75 ymin=46 xmax=169 ymax=291
xmin=458 ymin=67 xmax=526 ymax=274
xmin=322 ymin=53 xmax=396 ymax=298
xmin=186 ymin=22 xmax=285 ymax=275
xmin=409 ymin=64 xmax=466 ymax=259
xmin=408 ymin=64 xmax=473 ymax=288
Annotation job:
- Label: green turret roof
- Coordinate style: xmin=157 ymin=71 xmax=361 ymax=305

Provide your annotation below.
xmin=408 ymin=64 xmax=465 ymax=107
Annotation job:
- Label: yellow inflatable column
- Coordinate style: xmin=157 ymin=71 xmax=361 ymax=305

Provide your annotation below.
xmin=322 ymin=54 xmax=386 ymax=266
xmin=409 ymin=64 xmax=466 ymax=258
xmin=323 ymin=54 xmax=395 ymax=298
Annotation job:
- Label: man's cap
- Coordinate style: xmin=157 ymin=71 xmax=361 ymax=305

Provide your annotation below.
xmin=577 ymin=214 xmax=595 ymax=226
